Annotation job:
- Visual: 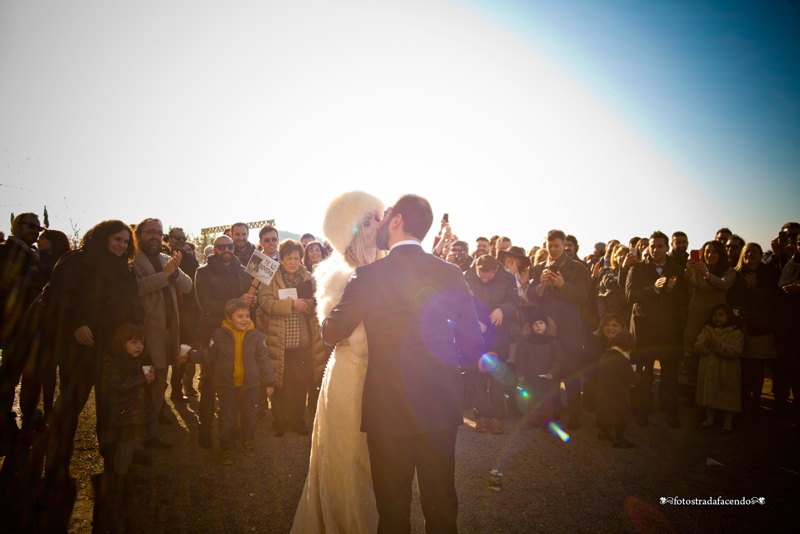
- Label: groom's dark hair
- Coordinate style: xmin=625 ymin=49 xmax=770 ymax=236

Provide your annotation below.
xmin=392 ymin=194 xmax=433 ymax=241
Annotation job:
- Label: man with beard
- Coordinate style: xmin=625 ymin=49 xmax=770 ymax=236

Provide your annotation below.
xmin=231 ymin=222 xmax=256 ymax=266
xmin=194 ymin=235 xmax=255 ymax=447
xmin=474 ymin=236 xmax=490 ymax=259
xmin=133 ymin=218 xmax=192 ymax=427
xmin=0 ymin=212 xmax=44 ymax=448
xmin=669 ymin=231 xmax=689 ymax=270
xmin=322 ymin=194 xmax=482 ymax=532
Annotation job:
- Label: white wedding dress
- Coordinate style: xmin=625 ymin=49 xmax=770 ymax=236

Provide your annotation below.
xmin=291 ymin=255 xmax=378 ymax=534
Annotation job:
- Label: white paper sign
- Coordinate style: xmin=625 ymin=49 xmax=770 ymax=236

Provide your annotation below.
xmin=278 ymin=288 xmax=298 ymax=300
xmin=244 ymin=249 xmax=280 ymax=286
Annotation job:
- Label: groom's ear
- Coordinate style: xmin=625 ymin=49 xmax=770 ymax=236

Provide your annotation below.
xmin=391 ymin=213 xmax=404 ymax=232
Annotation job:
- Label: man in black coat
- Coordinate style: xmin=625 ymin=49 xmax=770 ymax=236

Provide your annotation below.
xmin=464 ymin=254 xmax=519 ymax=434
xmin=527 ymin=229 xmax=591 ymax=430
xmin=626 ymin=230 xmax=689 ymax=428
xmin=193 ymin=235 xmax=255 ymax=446
xmin=322 ymin=194 xmax=483 ymax=534
xmin=0 ymin=212 xmax=43 ymax=448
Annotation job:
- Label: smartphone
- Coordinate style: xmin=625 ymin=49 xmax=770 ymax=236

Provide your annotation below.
xmin=442 ymin=213 xmax=449 ymax=223
xmin=779 ymin=231 xmax=789 ymax=248
xmin=690 ymin=249 xmax=700 ymax=262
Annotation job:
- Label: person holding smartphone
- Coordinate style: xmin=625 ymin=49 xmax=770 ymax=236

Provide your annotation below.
xmin=682 ymin=241 xmax=736 ymax=393
xmin=765 ymin=222 xmax=800 ymax=273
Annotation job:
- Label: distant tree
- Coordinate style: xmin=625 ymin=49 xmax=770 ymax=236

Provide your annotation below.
xmin=10 ymin=212 xmax=14 ymax=227
xmin=68 ymin=218 xmax=81 ymax=250
xmin=43 ymin=206 xmax=50 ymax=228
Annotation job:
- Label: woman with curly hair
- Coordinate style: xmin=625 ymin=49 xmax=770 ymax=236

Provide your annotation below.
xmin=44 ymin=219 xmax=139 ymax=485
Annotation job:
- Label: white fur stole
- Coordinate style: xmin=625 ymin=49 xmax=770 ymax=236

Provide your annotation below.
xmin=314 ymin=254 xmax=356 ymax=325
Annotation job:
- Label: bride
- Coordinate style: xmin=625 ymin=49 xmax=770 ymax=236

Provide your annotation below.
xmin=291 ymin=191 xmax=384 ymax=533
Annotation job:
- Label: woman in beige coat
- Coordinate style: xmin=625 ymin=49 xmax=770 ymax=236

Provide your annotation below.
xmin=258 ymin=239 xmax=324 ymax=436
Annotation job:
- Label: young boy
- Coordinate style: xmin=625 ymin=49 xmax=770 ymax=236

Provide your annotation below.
xmin=515 ymin=307 xmax=563 ymax=428
xmin=181 ymin=298 xmax=275 ymax=465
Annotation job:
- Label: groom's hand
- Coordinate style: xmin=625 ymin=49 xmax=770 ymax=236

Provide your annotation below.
xmin=489 ymin=308 xmax=503 ymax=326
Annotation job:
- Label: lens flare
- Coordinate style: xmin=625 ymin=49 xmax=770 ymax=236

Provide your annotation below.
xmin=548 ymin=421 xmax=570 ymax=443
xmin=479 ymin=352 xmax=499 ymax=372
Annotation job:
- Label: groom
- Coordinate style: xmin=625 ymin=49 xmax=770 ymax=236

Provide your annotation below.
xmin=322 ymin=194 xmax=483 ymax=533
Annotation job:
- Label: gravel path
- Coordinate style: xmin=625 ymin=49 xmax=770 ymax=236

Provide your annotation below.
xmin=2 ymin=378 xmax=798 ymax=532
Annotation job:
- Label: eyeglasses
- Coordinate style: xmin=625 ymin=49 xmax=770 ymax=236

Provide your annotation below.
xmin=141 ymin=229 xmax=163 ymax=237
xmin=262 ymin=237 xmax=279 ymax=242
xmin=21 ymin=222 xmax=43 ymax=232
xmin=451 ymin=248 xmax=464 ymax=254
xmin=170 ymin=235 xmax=186 ymax=241
xmin=215 ymin=244 xmax=234 ymax=250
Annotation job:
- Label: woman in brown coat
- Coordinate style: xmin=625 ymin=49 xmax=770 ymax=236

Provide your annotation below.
xmin=257 ymin=239 xmax=325 ymax=436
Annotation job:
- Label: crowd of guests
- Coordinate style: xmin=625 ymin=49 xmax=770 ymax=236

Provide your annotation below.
xmin=1 ymin=211 xmax=799 ymax=501
xmin=432 ymin=220 xmax=800 ymax=446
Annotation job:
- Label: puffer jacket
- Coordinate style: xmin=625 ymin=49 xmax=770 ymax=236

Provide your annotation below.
xmin=256 ymin=265 xmax=325 ymax=388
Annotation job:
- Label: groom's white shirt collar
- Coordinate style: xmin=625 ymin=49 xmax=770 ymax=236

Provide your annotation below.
xmin=390 ymin=240 xmax=422 ymax=251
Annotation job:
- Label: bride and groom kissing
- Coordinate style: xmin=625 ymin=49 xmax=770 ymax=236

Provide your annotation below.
xmin=291 ymin=192 xmax=484 ymax=534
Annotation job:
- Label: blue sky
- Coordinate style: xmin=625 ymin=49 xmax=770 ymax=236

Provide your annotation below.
xmin=1 ymin=0 xmax=798 ymax=252
xmin=469 ymin=0 xmax=800 ymax=222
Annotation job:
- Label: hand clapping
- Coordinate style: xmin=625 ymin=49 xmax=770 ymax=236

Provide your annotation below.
xmin=164 ymin=250 xmax=183 ymax=276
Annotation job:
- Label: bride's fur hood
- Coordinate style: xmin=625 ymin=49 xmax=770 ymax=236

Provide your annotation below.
xmin=322 ymin=191 xmax=384 ymax=255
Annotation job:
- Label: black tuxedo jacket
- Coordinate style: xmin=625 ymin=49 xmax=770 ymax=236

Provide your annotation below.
xmin=322 ymin=244 xmax=483 ymax=436
xmin=625 ymin=257 xmax=688 ymax=352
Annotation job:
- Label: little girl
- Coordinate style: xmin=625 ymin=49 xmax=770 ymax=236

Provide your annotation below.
xmin=695 ymin=304 xmax=744 ymax=433
xmin=106 ymin=323 xmax=158 ymax=493
xmin=595 ymin=313 xmax=638 ymax=448
xmin=515 ymin=308 xmax=563 ymax=428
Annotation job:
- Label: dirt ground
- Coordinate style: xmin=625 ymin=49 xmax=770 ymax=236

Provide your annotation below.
xmin=1 ymin=373 xmax=799 ymax=533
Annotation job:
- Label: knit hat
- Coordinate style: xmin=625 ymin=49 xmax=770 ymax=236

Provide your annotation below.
xmin=322 ymin=191 xmax=385 ymax=255
xmin=522 ymin=306 xmax=548 ymax=325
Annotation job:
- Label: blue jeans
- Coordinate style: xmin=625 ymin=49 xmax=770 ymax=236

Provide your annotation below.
xmin=217 ymin=386 xmax=259 ymax=449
